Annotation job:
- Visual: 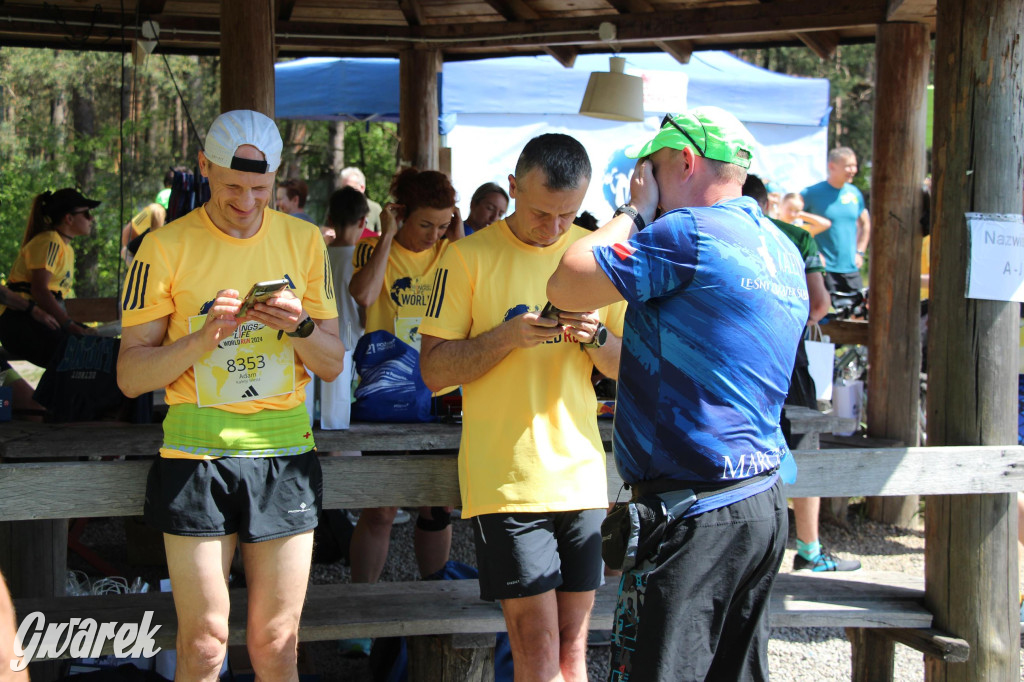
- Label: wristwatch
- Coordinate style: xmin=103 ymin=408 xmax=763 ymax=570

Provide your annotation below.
xmin=614 ymin=204 xmax=645 ymax=231
xmin=580 ymin=322 xmax=609 ymax=350
xmin=286 ymin=315 xmax=316 ymax=338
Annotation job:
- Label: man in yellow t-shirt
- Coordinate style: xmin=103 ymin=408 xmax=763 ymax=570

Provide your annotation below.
xmin=118 ymin=110 xmax=344 ymax=682
xmin=420 ymin=134 xmax=625 ymax=681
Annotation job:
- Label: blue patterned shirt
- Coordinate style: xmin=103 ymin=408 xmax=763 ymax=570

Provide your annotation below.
xmin=593 ymin=197 xmax=808 ymax=514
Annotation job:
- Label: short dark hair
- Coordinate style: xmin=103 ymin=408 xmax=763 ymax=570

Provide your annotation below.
xmin=741 ymin=174 xmax=769 ymax=211
xmin=279 ymin=178 xmax=309 ymax=208
xmin=327 ymin=186 xmax=369 ymax=228
xmin=470 ymin=182 xmax=508 ymax=207
xmin=514 ymin=134 xmax=591 ymax=191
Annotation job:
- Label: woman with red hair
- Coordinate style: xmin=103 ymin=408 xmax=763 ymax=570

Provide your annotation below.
xmin=346 ymin=168 xmax=462 ymax=624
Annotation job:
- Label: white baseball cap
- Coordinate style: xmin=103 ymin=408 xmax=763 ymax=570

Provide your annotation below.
xmin=203 ymin=110 xmax=283 ymax=174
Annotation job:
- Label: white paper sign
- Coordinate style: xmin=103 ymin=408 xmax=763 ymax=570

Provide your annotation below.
xmin=966 ymin=212 xmax=1024 ymax=302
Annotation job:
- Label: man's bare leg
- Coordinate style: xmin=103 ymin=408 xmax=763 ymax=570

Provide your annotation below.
xmin=349 ymin=506 xmax=398 ymax=583
xmin=555 ymin=590 xmax=594 ymax=682
xmin=501 ymin=588 xmax=595 ymax=682
xmin=241 ymin=531 xmax=314 ymax=682
xmin=164 ymin=534 xmax=236 ymax=682
xmin=501 ymin=591 xmax=562 ymax=682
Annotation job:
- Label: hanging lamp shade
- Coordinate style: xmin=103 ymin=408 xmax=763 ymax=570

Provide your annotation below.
xmin=579 ymin=57 xmax=644 ymax=122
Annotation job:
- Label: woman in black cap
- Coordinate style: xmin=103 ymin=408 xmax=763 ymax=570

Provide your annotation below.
xmin=0 ymin=188 xmax=100 ymax=366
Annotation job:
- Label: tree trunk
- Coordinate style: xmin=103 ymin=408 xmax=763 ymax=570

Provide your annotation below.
xmin=51 ymin=89 xmax=68 ymax=169
xmin=330 ymin=120 xmax=346 ymax=189
xmin=72 ymin=86 xmax=100 ymax=296
xmin=864 ymin=22 xmax=929 ymax=527
xmin=925 ymin=0 xmax=1024 ymax=679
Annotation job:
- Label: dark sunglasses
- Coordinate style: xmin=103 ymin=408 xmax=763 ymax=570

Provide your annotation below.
xmin=72 ymin=209 xmax=92 ymax=219
xmin=661 ymin=114 xmax=706 ymax=158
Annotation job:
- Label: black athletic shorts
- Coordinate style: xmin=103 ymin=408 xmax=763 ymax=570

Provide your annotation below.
xmin=471 ymin=508 xmax=604 ymax=602
xmin=609 ymin=479 xmax=787 ymax=682
xmin=144 ymin=450 xmax=322 ymax=543
xmin=824 ymin=270 xmax=864 ymax=295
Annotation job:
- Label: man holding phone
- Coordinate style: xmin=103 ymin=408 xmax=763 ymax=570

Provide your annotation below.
xmin=117 ymin=110 xmax=344 ymax=682
xmin=419 ymin=134 xmax=625 ymax=681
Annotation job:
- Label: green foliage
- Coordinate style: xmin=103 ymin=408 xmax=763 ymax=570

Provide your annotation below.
xmin=735 ymin=44 xmax=877 ymax=198
xmin=277 ymin=119 xmax=399 ymax=224
xmin=0 ymin=47 xmax=220 ymax=296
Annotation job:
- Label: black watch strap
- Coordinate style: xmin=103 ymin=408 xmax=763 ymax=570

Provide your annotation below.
xmin=286 ymin=315 xmax=316 ymax=338
xmin=614 ymin=204 xmax=645 ymax=231
xmin=581 ymin=322 xmax=609 ymax=349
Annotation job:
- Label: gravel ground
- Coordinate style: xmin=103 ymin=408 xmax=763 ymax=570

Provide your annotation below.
xmin=74 ymin=503 xmax=1024 ymax=681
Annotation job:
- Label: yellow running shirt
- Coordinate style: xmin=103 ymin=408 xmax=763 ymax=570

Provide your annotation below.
xmin=419 ymin=220 xmax=626 ymax=518
xmin=0 ymin=231 xmax=74 ymax=315
xmin=353 ymin=236 xmax=449 ymax=350
xmin=121 ymin=206 xmax=337 ymax=418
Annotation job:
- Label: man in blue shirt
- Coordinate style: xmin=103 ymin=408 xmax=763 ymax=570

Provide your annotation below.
xmin=801 ymin=147 xmax=871 ymax=294
xmin=548 ymin=107 xmax=808 ymax=681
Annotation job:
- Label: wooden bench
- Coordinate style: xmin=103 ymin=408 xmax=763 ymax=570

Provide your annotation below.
xmin=5 ymin=421 xmax=1018 ymax=680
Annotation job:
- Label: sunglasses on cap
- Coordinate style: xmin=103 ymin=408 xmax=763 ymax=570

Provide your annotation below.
xmin=660 ymin=114 xmax=707 ymax=158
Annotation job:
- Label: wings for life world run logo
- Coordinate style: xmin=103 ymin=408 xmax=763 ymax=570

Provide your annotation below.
xmin=603 ymin=147 xmax=636 ymax=215
xmin=389 ymin=276 xmax=433 ymax=308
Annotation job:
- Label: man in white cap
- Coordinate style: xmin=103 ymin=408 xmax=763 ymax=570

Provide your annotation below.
xmin=549 ymin=107 xmax=808 ymax=680
xmin=117 ymin=109 xmax=344 ymax=682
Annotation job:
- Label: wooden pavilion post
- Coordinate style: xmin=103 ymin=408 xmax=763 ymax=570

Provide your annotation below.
xmin=399 ymin=48 xmax=441 ymax=170
xmin=864 ymin=22 xmax=929 ymax=528
xmin=220 ymin=0 xmax=276 ymax=117
xmin=925 ymin=0 xmax=1023 ymax=678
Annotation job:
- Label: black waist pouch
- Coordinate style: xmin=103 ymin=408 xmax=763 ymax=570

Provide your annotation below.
xmin=601 ymin=491 xmax=694 ymax=572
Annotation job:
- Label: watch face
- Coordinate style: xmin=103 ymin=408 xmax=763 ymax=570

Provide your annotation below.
xmin=595 ymin=325 xmax=609 ymax=346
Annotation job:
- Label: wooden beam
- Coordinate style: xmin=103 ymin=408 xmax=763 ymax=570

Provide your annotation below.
xmin=220 ymin=0 xmax=275 ymax=116
xmin=1 ymin=445 xmax=1023 ymax=521
xmin=12 ymin=572 xmax=935 ymax=661
xmin=398 ymin=0 xmax=425 ymax=27
xmin=864 ymin=22 xmax=929 ymax=527
xmin=797 ymin=30 xmax=840 ymax=59
xmin=137 ymin=0 xmax=167 ymax=15
xmin=606 ymin=0 xmax=692 ymax=63
xmin=0 ymin=1 xmax=886 ymax=53
xmin=482 ymin=0 xmax=577 ymax=66
xmin=887 ymin=0 xmax=936 ymax=21
xmin=276 ymin=0 xmax=296 ymax=22
xmin=410 ymin=1 xmax=887 ymax=47
xmin=926 ymin=0 xmax=1024 ymax=677
xmin=654 ymin=39 xmax=693 ymax=64
xmin=399 ymin=48 xmax=440 ymax=170
xmin=883 ymin=628 xmax=970 ymax=662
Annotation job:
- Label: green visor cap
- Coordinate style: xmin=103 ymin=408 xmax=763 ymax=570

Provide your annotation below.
xmin=626 ymin=106 xmax=755 ymax=169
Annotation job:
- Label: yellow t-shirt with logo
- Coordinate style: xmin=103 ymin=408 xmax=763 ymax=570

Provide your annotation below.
xmin=121 ymin=206 xmax=337 ymax=416
xmin=0 ymin=231 xmax=74 ymax=315
xmin=419 ymin=219 xmax=627 ymax=518
xmin=352 ymin=236 xmax=450 ymax=350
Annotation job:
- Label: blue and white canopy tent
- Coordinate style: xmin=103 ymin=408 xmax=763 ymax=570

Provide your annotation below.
xmin=275 ymin=51 xmax=831 ymax=221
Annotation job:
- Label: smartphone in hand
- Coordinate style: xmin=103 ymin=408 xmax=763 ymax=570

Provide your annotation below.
xmin=237 ymin=279 xmax=290 ymax=317
xmin=540 ymin=301 xmax=564 ymax=320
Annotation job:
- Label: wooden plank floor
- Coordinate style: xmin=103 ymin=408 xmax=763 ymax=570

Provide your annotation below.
xmin=14 ymin=571 xmax=931 ymax=661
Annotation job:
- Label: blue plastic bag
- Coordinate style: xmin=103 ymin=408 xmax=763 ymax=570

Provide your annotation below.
xmin=352 ymin=330 xmax=434 ymax=422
